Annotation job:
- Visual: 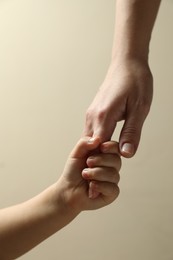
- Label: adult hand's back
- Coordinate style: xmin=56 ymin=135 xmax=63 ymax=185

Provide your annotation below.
xmin=84 ymin=59 xmax=153 ymax=158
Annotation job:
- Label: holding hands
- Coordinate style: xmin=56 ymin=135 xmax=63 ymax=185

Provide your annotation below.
xmin=84 ymin=59 xmax=153 ymax=158
xmin=0 ymin=137 xmax=121 ymax=259
xmin=57 ymin=136 xmax=121 ymax=213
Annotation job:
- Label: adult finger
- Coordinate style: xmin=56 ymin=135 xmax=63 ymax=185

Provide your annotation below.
xmin=83 ymin=109 xmax=117 ymax=143
xmin=119 ymin=110 xmax=146 ymax=158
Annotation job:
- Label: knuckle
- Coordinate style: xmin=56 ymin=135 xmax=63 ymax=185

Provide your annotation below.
xmin=121 ymin=126 xmax=140 ymax=147
xmin=97 ymin=108 xmax=107 ymax=122
xmin=116 ymin=185 xmax=120 ymax=197
xmin=110 ymin=184 xmax=119 ymax=197
xmin=123 ymin=126 xmax=137 ymax=135
xmin=111 ymin=185 xmax=120 ymax=198
xmin=140 ymin=101 xmax=151 ymax=116
xmin=114 ymin=155 xmax=122 ymax=170
xmin=117 ymin=157 xmax=122 ymax=170
xmin=85 ymin=108 xmax=92 ymax=119
xmin=112 ymin=169 xmax=120 ymax=184
xmin=135 ymin=98 xmax=151 ymax=117
xmin=87 ymin=107 xmax=107 ymax=123
xmin=115 ymin=172 xmax=120 ymax=184
xmin=107 ymin=185 xmax=114 ymax=196
xmin=85 ymin=108 xmax=95 ymax=126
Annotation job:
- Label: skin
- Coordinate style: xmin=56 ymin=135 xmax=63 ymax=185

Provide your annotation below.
xmin=84 ymin=0 xmax=161 ymax=158
xmin=0 ymin=1 xmax=162 ymax=257
xmin=0 ymin=137 xmax=121 ymax=259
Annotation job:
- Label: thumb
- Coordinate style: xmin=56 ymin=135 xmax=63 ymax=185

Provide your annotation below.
xmin=70 ymin=136 xmax=101 ymax=159
xmin=119 ymin=112 xmax=145 ymax=158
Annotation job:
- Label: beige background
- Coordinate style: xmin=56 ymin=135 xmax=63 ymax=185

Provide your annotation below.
xmin=0 ymin=0 xmax=173 ymax=259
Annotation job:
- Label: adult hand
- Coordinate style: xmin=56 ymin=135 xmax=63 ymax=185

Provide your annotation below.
xmin=84 ymin=59 xmax=153 ymax=158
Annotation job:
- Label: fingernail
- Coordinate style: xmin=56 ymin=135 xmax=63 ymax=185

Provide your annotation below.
xmin=88 ymin=137 xmax=95 ymax=144
xmin=82 ymin=169 xmax=89 ymax=178
xmin=122 ymin=143 xmax=134 ymax=155
xmin=88 ymin=156 xmax=94 ymax=160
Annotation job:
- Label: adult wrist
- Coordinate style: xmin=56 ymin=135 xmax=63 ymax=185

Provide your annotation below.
xmin=108 ymin=54 xmax=151 ymax=75
xmin=111 ymin=42 xmax=150 ymax=64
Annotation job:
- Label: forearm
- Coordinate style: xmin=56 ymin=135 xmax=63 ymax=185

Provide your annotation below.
xmin=112 ymin=0 xmax=161 ymax=61
xmin=0 ymin=183 xmax=78 ymax=259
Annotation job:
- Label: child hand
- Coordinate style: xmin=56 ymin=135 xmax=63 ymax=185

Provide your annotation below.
xmin=57 ymin=137 xmax=121 ymax=214
xmin=84 ymin=140 xmax=121 ymax=200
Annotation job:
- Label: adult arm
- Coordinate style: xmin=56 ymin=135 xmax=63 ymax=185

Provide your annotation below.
xmin=84 ymin=0 xmax=161 ymax=157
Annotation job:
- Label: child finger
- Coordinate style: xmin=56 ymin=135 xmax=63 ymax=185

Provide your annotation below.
xmin=82 ymin=167 xmax=120 ymax=184
xmin=90 ymin=181 xmax=120 ymax=200
xmin=87 ymin=153 xmax=121 ymax=171
xmin=100 ymin=141 xmax=120 ymax=155
xmin=70 ymin=136 xmax=101 ymax=158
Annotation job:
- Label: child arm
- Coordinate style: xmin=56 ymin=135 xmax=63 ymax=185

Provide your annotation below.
xmin=0 ymin=137 xmax=121 ymax=259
